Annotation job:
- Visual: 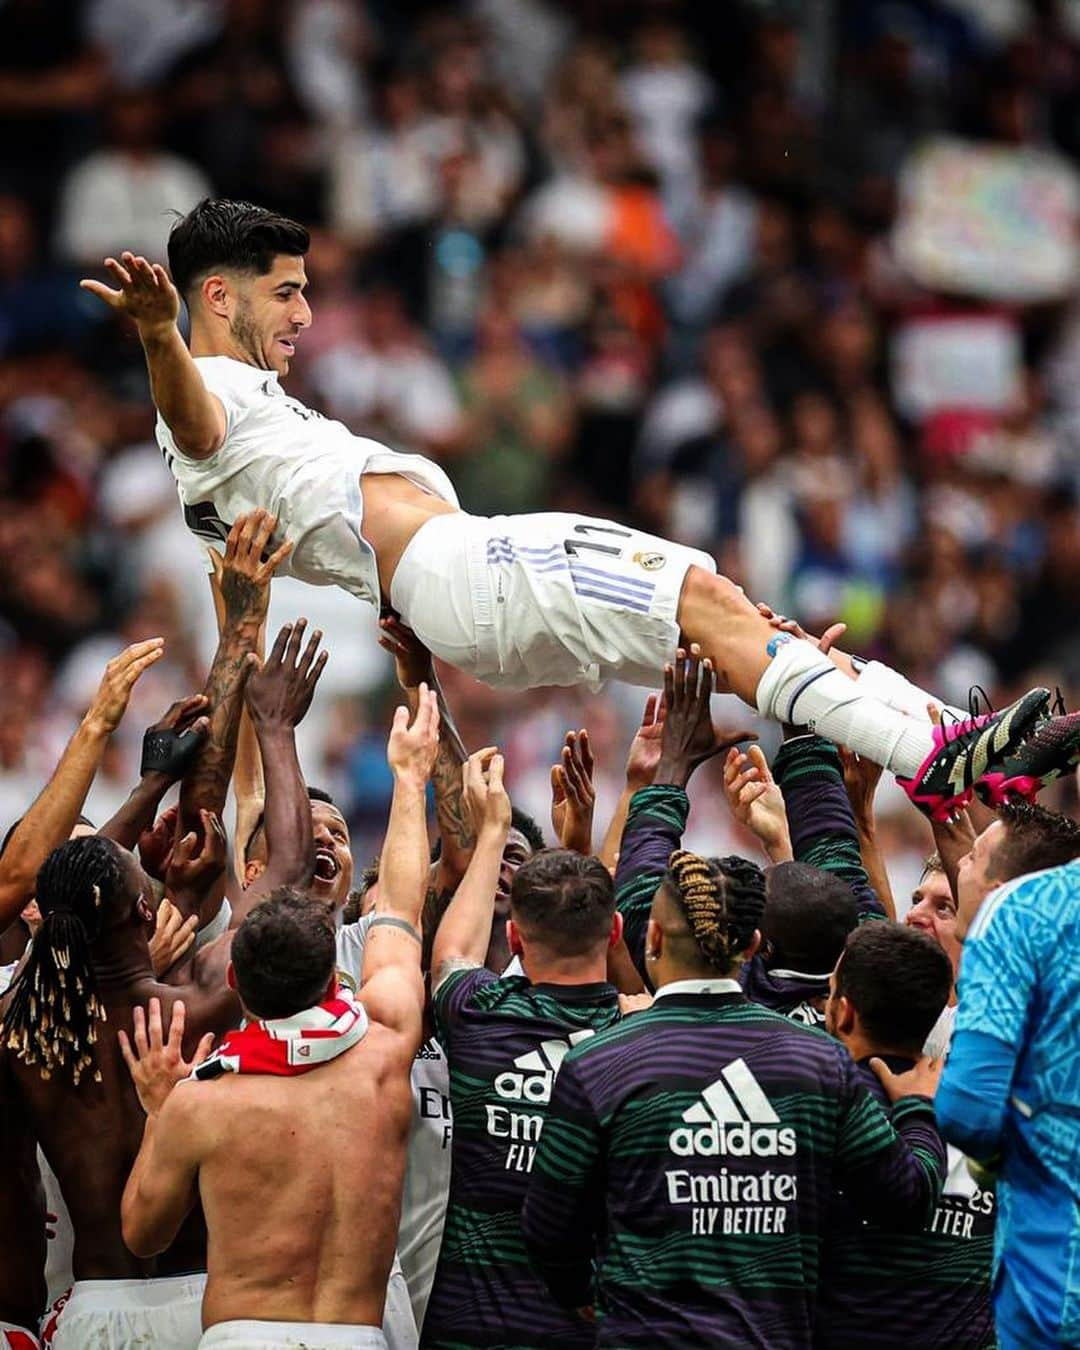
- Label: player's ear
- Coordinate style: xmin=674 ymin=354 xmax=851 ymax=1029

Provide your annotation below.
xmin=645 ymin=916 xmax=662 ymax=963
xmin=608 ymin=911 xmax=624 ymax=949
xmin=226 ymin=961 xmax=238 ymax=992
xmin=835 ymin=994 xmax=856 ymax=1037
xmin=201 ymin=273 xmax=232 ymax=320
xmin=506 ymin=918 xmax=524 ymax=958
xmin=741 ymin=928 xmax=762 ymax=962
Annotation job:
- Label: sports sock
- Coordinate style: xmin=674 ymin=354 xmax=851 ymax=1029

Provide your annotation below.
xmin=755 ymin=639 xmax=937 ymax=777
xmin=853 ymin=660 xmax=966 ymax=723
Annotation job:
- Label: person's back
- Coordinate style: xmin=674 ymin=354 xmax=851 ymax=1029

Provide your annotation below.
xmin=523 ymin=850 xmax=946 ymax=1349
xmin=818 ymin=923 xmax=994 ymax=1350
xmin=176 ymin=1020 xmax=412 ymax=1329
xmin=424 ymin=846 xmax=623 ymax=1349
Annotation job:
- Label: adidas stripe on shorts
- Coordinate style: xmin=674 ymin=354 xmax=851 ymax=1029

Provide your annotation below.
xmin=389 ymin=512 xmax=716 ymax=691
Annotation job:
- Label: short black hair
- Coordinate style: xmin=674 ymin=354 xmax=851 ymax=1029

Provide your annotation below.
xmin=231 ymin=887 xmax=336 ymax=1019
xmin=167 ymin=199 xmax=310 ymax=299
xmin=510 ymin=849 xmax=614 ymax=958
xmin=834 ymin=923 xmax=952 ymax=1055
xmin=990 ymin=802 xmax=1080 ymax=884
xmin=246 ymin=786 xmax=339 ymax=860
xmin=510 ymin=806 xmax=545 ymax=855
xmin=763 ymin=862 xmax=858 ymax=974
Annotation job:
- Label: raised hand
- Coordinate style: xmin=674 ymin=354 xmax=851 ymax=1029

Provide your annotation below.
xmin=870 ymin=1054 xmax=944 ymax=1103
xmin=245 ymin=620 xmax=328 ymax=730
xmin=138 ymin=805 xmax=180 ymax=882
xmin=463 ymin=748 xmax=512 ymax=841
xmin=164 ymin=809 xmax=228 ymax=913
xmin=148 ymin=899 xmax=199 ymax=977
xmin=723 ymin=745 xmax=792 ymax=862
xmin=140 ymin=694 xmax=211 ymax=783
xmin=839 ymin=746 xmax=883 ymax=826
xmin=387 ymin=684 xmax=440 ymax=787
xmin=756 ymin=603 xmax=846 ymax=656
xmin=217 ymin=510 xmax=294 ymax=629
xmin=378 ymin=616 xmax=434 ymax=692
xmin=551 ymin=729 xmax=596 ymax=855
xmin=655 ymin=645 xmax=755 ymax=789
xmin=625 ymin=692 xmax=666 ymax=791
xmin=80 ymin=253 xmax=181 ymax=338
xmin=119 ymin=998 xmax=214 ymax=1117
xmin=85 ymin=638 xmax=166 ymax=735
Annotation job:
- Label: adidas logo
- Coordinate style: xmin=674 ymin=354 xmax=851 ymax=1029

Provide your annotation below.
xmin=494 ymin=1032 xmax=594 ymax=1104
xmin=669 ymin=1058 xmax=797 ymax=1158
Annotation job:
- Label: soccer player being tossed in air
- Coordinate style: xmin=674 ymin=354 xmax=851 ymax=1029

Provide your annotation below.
xmin=84 ymin=199 xmax=1065 ymax=820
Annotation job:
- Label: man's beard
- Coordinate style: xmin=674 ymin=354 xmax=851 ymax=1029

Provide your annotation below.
xmin=230 ymin=299 xmax=269 ymax=369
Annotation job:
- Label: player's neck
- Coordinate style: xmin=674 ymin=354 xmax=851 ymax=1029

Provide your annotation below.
xmin=521 ymin=950 xmax=609 ymax=988
xmin=843 ymin=1027 xmax=917 ymax=1066
xmin=91 ymin=930 xmax=156 ymax=989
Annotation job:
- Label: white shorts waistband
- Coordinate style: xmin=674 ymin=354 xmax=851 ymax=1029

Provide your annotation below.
xmin=200 ymin=1319 xmax=386 ymax=1348
xmin=65 ymin=1274 xmax=206 ymax=1312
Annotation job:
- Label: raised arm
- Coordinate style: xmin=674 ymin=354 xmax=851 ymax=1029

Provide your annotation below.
xmin=0 ymin=638 xmax=164 ymax=933
xmin=81 ymin=253 xmax=226 ymax=459
xmin=359 ymin=688 xmax=439 ymax=1034
xmin=431 ymin=750 xmax=511 ymax=988
xmin=99 ymin=695 xmax=210 ymax=850
xmin=379 ymin=617 xmax=472 ymax=894
xmin=615 ymin=647 xmax=752 ymax=976
xmin=232 ymin=620 xmax=328 ymax=924
xmin=179 ymin=511 xmax=292 ymax=851
xmin=722 ymin=744 xmax=793 ymax=864
xmin=598 ymin=693 xmax=665 ymax=873
xmin=840 ymin=749 xmax=896 ymax=921
xmin=770 ymin=733 xmax=886 ymax=920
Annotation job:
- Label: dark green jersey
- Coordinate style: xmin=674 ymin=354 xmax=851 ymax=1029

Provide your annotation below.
xmin=424 ymin=968 xmax=620 ymax=1348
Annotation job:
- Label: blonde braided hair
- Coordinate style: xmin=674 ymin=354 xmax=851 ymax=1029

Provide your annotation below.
xmin=666 ymin=849 xmax=766 ymax=970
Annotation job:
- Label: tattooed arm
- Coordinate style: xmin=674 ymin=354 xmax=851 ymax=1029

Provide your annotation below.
xmin=378 ymin=617 xmax=473 ymax=894
xmin=178 ymin=511 xmax=292 ymax=886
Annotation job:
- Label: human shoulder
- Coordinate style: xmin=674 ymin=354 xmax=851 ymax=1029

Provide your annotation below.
xmin=967 ymin=861 xmax=1079 ymax=946
xmin=191 ymin=355 xmax=277 ymax=403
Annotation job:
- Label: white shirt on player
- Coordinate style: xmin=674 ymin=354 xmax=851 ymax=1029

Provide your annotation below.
xmin=155 ymin=355 xmax=458 ymax=604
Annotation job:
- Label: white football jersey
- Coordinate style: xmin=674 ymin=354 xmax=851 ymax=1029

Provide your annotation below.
xmin=156 ymin=356 xmax=458 ymax=606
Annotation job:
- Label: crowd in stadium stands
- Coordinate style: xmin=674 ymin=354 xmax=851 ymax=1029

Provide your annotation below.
xmin=3 ymin=0 xmax=1080 ymax=1346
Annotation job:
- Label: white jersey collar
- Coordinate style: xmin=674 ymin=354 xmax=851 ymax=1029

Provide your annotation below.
xmin=654 ymin=978 xmax=742 ymax=999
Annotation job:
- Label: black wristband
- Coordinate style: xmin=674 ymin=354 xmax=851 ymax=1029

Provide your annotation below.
xmin=368 ymin=915 xmax=422 ymax=943
xmin=141 ymin=727 xmax=203 ymax=779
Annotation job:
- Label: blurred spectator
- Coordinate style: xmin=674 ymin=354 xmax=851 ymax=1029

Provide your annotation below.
xmin=56 ymin=88 xmax=211 ymax=265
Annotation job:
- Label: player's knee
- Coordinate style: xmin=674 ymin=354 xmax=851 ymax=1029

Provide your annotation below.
xmin=680 ymin=565 xmax=747 ymax=623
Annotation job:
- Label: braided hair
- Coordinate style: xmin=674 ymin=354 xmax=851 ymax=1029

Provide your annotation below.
xmin=2 ymin=836 xmax=124 ymax=1085
xmin=665 ymin=850 xmax=766 ymax=971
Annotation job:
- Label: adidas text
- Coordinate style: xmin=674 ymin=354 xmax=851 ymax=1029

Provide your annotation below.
xmin=669 ymin=1120 xmax=798 ymax=1158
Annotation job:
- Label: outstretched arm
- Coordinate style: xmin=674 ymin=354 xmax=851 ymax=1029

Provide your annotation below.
xmin=379 ymin=617 xmax=472 ymax=894
xmin=178 ymin=512 xmax=292 ymax=864
xmin=360 ymin=688 xmax=439 ymax=1037
xmin=233 ymin=620 xmax=328 ymax=924
xmin=0 ymin=639 xmax=164 ymax=933
xmin=599 ymin=693 xmax=666 ymax=873
xmin=81 ymin=253 xmax=226 ymax=459
xmin=839 ymin=749 xmax=896 ymax=921
xmin=431 ymin=751 xmax=511 ymax=988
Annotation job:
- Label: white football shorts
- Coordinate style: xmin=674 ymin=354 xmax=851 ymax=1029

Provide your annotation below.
xmin=389 ymin=512 xmax=715 ymax=691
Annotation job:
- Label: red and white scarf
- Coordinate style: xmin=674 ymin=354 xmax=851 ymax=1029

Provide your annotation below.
xmin=191 ymin=990 xmax=368 ymax=1079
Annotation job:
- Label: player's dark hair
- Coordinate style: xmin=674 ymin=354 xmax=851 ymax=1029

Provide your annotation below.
xmin=510 ymin=850 xmax=614 ymax=958
xmin=664 ymin=851 xmax=765 ymax=971
xmin=834 ymin=923 xmax=952 ymax=1054
xmin=510 ymin=806 xmax=545 ymax=855
xmin=990 ymin=801 xmax=1080 ymax=883
xmin=763 ymin=862 xmax=858 ymax=974
xmin=167 ymin=199 xmax=310 ymax=299
xmin=231 ymin=887 xmax=336 ymax=1019
xmin=2 ymin=836 xmax=124 ymax=1084
xmin=246 ymin=786 xmax=339 ymax=860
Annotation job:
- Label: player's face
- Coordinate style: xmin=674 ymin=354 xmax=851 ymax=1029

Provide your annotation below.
xmin=955 ymin=821 xmax=1005 ymax=942
xmin=311 ymin=802 xmax=353 ymax=911
xmin=235 ymin=255 xmax=312 ymax=375
xmin=904 ymin=870 xmax=960 ymax=973
xmin=495 ymin=828 xmax=532 ymax=917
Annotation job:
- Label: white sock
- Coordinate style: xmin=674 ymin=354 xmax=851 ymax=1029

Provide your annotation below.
xmin=756 ymin=639 xmax=936 ymax=777
xmin=854 ymin=661 xmax=966 ymax=723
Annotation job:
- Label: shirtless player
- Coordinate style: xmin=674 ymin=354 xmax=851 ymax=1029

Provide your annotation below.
xmin=82 ymin=199 xmax=1064 ymax=822
xmin=119 ymin=689 xmax=438 ymax=1348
